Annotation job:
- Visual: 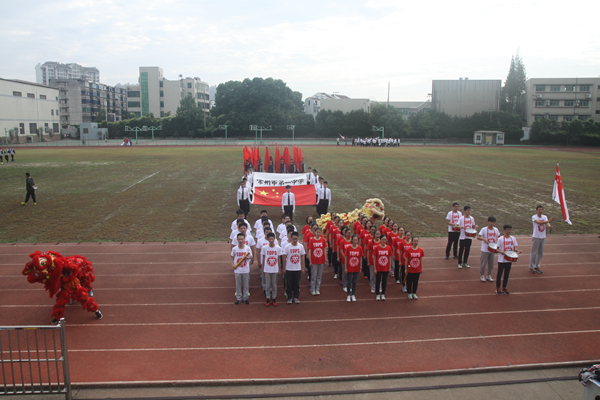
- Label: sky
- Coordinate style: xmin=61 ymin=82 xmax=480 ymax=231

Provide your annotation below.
xmin=1 ymin=0 xmax=599 ymax=101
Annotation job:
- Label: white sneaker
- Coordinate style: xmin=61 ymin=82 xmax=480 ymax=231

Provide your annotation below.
xmin=311 ymin=291 xmax=316 ymax=296
xmin=464 ymin=264 xmax=470 ymax=269
xmin=347 ymin=296 xmax=351 ymax=302
xmin=480 ymin=275 xmax=486 ymax=282
xmin=351 ymin=295 xmax=356 ymax=302
xmin=376 ymin=295 xmax=381 ymax=301
xmin=381 ymin=294 xmax=386 ymax=301
xmin=457 ymin=264 xmax=462 ymax=269
xmin=413 ymin=294 xmax=418 ymax=299
xmin=396 ymin=280 xmax=400 ymax=284
xmin=402 ymin=286 xmax=407 ymax=293
xmin=487 ymin=275 xmax=494 ymax=282
xmin=371 ymin=288 xmax=375 ymax=293
xmin=408 ymin=294 xmax=413 ymax=299
xmin=343 ymin=287 xmax=347 ymax=292
xmin=333 ymin=274 xmax=338 ymax=279
xmin=316 ymin=290 xmax=320 ymax=295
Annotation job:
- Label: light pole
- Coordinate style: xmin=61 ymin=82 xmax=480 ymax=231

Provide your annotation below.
xmin=250 ymin=125 xmax=272 ymax=144
xmin=249 ymin=125 xmax=257 ymax=145
xmin=287 ymin=125 xmax=295 ymax=143
xmin=125 ymin=125 xmax=147 ymax=144
xmin=3 ymin=127 xmax=17 ymax=145
xmin=219 ymin=125 xmax=228 ymax=140
xmin=372 ymin=125 xmax=384 ymax=139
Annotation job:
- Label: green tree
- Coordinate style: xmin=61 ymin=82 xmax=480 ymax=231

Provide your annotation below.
xmin=501 ymin=51 xmax=527 ymax=118
xmin=175 ymin=95 xmax=205 ymax=137
xmin=96 ymin=107 xmax=106 ymax=122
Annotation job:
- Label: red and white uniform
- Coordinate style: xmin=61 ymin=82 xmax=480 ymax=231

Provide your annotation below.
xmin=231 ymin=245 xmax=252 ymax=274
xmin=479 ymin=227 xmax=500 ymax=253
xmin=498 ymin=236 xmax=518 ymax=263
xmin=344 ymin=246 xmax=364 ymax=273
xmin=373 ymin=244 xmax=392 ymax=272
xmin=367 ymin=239 xmax=380 ymax=265
xmin=338 ymin=237 xmax=353 ymax=262
xmin=284 ymin=243 xmax=305 ymax=271
xmin=532 ymin=214 xmax=549 ymax=239
xmin=458 ymin=215 xmax=476 ymax=240
xmin=405 ymin=247 xmax=425 ymax=273
xmin=261 ymin=245 xmax=283 ymax=273
xmin=308 ymin=236 xmax=327 ymax=264
xmin=446 ymin=210 xmax=463 ymax=232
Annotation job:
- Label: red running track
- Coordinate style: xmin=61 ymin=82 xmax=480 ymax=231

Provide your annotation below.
xmin=1 ymin=235 xmax=599 ymax=385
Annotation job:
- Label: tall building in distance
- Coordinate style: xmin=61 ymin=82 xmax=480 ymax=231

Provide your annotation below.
xmin=126 ymin=67 xmax=209 ymax=118
xmin=524 ymin=78 xmax=600 ymax=127
xmin=432 ymin=79 xmax=501 ymax=118
xmin=35 ymin=62 xmax=100 ymax=86
xmin=304 ymin=93 xmax=371 ymax=119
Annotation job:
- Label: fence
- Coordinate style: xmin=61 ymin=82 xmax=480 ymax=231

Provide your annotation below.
xmin=0 ymin=318 xmax=71 ymax=400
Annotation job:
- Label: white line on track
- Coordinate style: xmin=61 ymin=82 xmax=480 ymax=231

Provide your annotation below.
xmin=120 ymin=170 xmax=162 ymax=193
xmin=3 ymin=288 xmax=600 ymax=307
xmin=59 ymin=329 xmax=600 ymax=352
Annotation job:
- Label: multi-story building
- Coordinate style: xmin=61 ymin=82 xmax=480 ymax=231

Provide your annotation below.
xmin=49 ymin=79 xmax=127 ymax=128
xmin=432 ymin=79 xmax=501 ymax=117
xmin=0 ymin=78 xmax=60 ymax=142
xmin=35 ymin=62 xmax=100 ymax=86
xmin=304 ymin=93 xmax=372 ymax=119
xmin=126 ymin=67 xmax=210 ymax=118
xmin=387 ymin=101 xmax=431 ymax=119
xmin=524 ymin=78 xmax=600 ymax=127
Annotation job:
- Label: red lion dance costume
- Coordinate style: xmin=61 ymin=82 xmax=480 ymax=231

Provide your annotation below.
xmin=22 ymin=251 xmax=103 ymax=324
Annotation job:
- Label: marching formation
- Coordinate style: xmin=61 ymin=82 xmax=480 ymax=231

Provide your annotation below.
xmin=352 ymin=137 xmax=400 ymax=147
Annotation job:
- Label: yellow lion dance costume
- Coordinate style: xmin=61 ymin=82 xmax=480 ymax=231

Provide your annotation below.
xmin=316 ymin=198 xmax=385 ymax=231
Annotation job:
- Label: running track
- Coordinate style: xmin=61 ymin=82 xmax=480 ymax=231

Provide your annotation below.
xmin=1 ymin=234 xmax=599 ymax=385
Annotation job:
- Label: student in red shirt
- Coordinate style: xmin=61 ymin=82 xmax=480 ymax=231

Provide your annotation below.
xmin=337 ymin=227 xmax=353 ymax=291
xmin=308 ymin=227 xmax=327 ymax=295
xmin=405 ymin=237 xmax=424 ymax=300
xmin=392 ymin=226 xmax=405 ymax=283
xmin=387 ymin=222 xmax=400 ymax=277
xmin=367 ymin=228 xmax=381 ymax=293
xmin=379 ymin=217 xmax=390 ymax=235
xmin=331 ymin=219 xmax=345 ymax=279
xmin=303 ymin=222 xmax=316 ymax=281
xmin=302 ymin=216 xmax=314 ymax=236
xmin=344 ymin=235 xmax=364 ymax=302
xmin=397 ymin=231 xmax=412 ymax=292
xmin=373 ymin=235 xmax=392 ymax=301
xmin=325 ymin=214 xmax=337 ymax=266
xmin=360 ymin=221 xmax=373 ymax=279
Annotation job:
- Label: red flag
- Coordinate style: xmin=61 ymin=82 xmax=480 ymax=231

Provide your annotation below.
xmin=293 ymin=145 xmax=299 ymax=171
xmin=283 ymin=146 xmax=290 ymax=171
xmin=253 ymin=147 xmax=259 ymax=170
xmin=298 ymin=147 xmax=304 ymax=173
xmin=253 ymin=184 xmax=316 ymax=206
xmin=264 ymin=146 xmax=271 ymax=172
xmin=552 ymin=163 xmax=572 ymax=225
xmin=243 ymin=146 xmax=252 ymax=172
xmin=274 ymin=144 xmax=280 ymax=173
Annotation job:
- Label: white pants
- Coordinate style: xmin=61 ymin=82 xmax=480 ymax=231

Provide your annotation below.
xmin=529 ymin=238 xmax=545 ymax=270
xmin=311 ymin=264 xmax=324 ymax=292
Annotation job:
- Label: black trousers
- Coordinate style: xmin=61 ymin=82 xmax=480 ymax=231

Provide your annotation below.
xmin=239 ymin=199 xmax=250 ymax=218
xmin=285 ymin=270 xmax=301 ymax=299
xmin=496 ymin=262 xmax=512 ymax=289
xmin=25 ymin=189 xmax=36 ymax=203
xmin=332 ymin=251 xmax=339 ymax=275
xmin=406 ymin=272 xmax=421 ymax=294
xmin=283 ymin=205 xmax=294 ymax=222
xmin=317 ymin=199 xmax=328 ymax=216
xmin=446 ymin=231 xmax=460 ymax=257
xmin=304 ymin=257 xmax=311 ymax=280
xmin=458 ymin=239 xmax=472 ymax=264
xmin=394 ymin=261 xmax=406 ymax=284
xmin=376 ymin=271 xmax=388 ymax=295
xmin=327 ymin=242 xmax=333 ymax=266
xmin=362 ymin=257 xmax=369 ymax=278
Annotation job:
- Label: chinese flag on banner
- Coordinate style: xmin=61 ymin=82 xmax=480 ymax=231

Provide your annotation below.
xmin=253 ymin=184 xmax=316 ymax=206
xmin=264 ymin=146 xmax=270 ymax=171
xmin=283 ymin=146 xmax=290 ymax=171
xmin=275 ymin=145 xmax=280 ymax=173
xmin=552 ymin=163 xmax=572 ymax=225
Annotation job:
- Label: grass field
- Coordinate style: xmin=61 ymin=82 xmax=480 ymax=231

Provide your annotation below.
xmin=1 ymin=145 xmax=598 ymax=243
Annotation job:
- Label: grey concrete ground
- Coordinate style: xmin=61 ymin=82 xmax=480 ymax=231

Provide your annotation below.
xmin=4 ymin=367 xmax=588 ymax=400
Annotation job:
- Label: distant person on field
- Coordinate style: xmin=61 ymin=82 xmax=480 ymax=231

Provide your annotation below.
xmin=445 ymin=202 xmax=462 ymax=260
xmin=529 ymin=205 xmax=553 ymax=274
xmin=4 ymin=148 xmax=8 ymax=163
xmin=22 ymin=172 xmax=36 ymax=205
xmin=279 ymin=158 xmax=286 ymax=173
xmin=268 ymin=156 xmax=274 ymax=173
xmin=10 ymin=148 xmax=15 ymax=162
xmin=237 ymin=180 xmax=251 ymax=218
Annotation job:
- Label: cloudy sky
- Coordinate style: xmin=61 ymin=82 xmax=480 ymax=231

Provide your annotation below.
xmin=1 ymin=0 xmax=599 ymax=101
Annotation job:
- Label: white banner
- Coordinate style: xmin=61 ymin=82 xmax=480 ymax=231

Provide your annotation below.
xmin=252 ymin=172 xmax=309 ymax=187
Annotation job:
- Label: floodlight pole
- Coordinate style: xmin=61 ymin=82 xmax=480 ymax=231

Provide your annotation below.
xmin=372 ymin=126 xmax=384 ymax=139
xmin=249 ymin=125 xmax=258 ymax=145
xmin=219 ymin=125 xmax=228 ymax=140
xmin=146 ymin=125 xmax=162 ymax=141
xmin=3 ymin=127 xmax=17 ymax=145
xmin=287 ymin=125 xmax=295 ymax=143
xmin=125 ymin=125 xmax=146 ymax=144
xmin=257 ymin=125 xmax=272 ymax=144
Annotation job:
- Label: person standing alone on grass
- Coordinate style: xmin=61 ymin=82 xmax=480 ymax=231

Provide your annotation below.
xmin=530 ymin=205 xmax=553 ymax=274
xmin=477 ymin=217 xmax=500 ymax=283
xmin=283 ymin=232 xmax=305 ymax=304
xmin=231 ymin=233 xmax=252 ymax=305
xmin=405 ymin=237 xmax=424 ymax=300
xmin=22 ymin=172 xmax=36 ymax=205
xmin=457 ymin=206 xmax=478 ymax=269
xmin=496 ymin=224 xmax=522 ymax=295
xmin=261 ymin=233 xmax=282 ymax=306
xmin=445 ymin=202 xmax=462 ymax=260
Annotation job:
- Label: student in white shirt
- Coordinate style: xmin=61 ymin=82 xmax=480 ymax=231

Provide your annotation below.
xmin=254 ymin=210 xmax=274 ymax=236
xmin=281 ymin=185 xmax=296 ymax=222
xmin=457 ymin=205 xmax=478 ymax=269
xmin=230 ymin=223 xmax=256 ymax=264
xmin=445 ymin=202 xmax=462 ymax=260
xmin=317 ymin=181 xmax=331 ymax=216
xmin=261 ymin=233 xmax=283 ymax=306
xmin=496 ymin=224 xmax=522 ymax=295
xmin=231 ymin=210 xmax=251 ymax=233
xmin=476 ymin=216 xmax=500 ymax=283
xmin=256 ymin=226 xmax=272 ymax=290
xmin=529 ymin=205 xmax=553 ymax=274
xmin=283 ymin=232 xmax=306 ymax=304
xmin=236 ymin=181 xmax=250 ymax=218
xmin=231 ymin=233 xmax=253 ymax=304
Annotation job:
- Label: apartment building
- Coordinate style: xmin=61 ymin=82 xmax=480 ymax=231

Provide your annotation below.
xmin=35 ymin=62 xmax=100 ymax=86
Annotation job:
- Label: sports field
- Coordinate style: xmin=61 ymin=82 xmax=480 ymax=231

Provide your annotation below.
xmin=0 ymin=145 xmax=598 ymax=243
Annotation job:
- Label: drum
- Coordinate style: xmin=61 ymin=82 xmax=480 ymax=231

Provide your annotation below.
xmin=487 ymin=243 xmax=499 ymax=253
xmin=504 ymin=250 xmax=519 ymax=262
xmin=452 ymin=226 xmax=461 ymax=232
xmin=465 ymin=228 xmax=477 ymax=238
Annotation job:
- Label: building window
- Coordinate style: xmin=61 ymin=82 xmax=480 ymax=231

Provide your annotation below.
xmin=577 ymin=115 xmax=590 ymax=120
xmin=127 ymin=101 xmax=141 ymax=108
xmin=127 ymin=91 xmax=140 ymax=97
xmin=134 ymin=111 xmax=141 ymax=117
xmin=565 ymin=86 xmax=575 ymax=92
xmin=535 ymin=101 xmax=545 ymax=107
xmin=29 ymin=123 xmax=37 ymax=134
xmin=19 ymin=123 xmax=24 ymax=135
xmin=596 ymin=110 xmax=600 ymax=114
xmin=564 ymin=101 xmax=574 ymax=107
xmin=549 ymin=100 xmax=559 ymax=106
xmin=51 ymin=110 xmax=54 ymax=115
xmin=53 ymin=123 xmax=59 ymax=133
xmin=550 ymin=85 xmax=560 ymax=92
xmin=534 ymin=115 xmax=544 ymax=121
xmin=535 ymin=85 xmax=546 ymax=92
xmin=27 ymin=93 xmax=35 ymax=98
xmin=160 ymin=101 xmax=164 ymax=108
xmin=141 ymin=72 xmax=149 ymax=116
xmin=580 ymin=85 xmax=590 ymax=92
xmin=160 ymin=90 xmax=164 ymax=97
xmin=579 ymin=101 xmax=589 ymax=107
xmin=13 ymin=91 xmax=22 ymax=97
xmin=83 ymin=128 xmax=89 ymax=133
xmin=549 ymin=116 xmax=559 ymax=121
xmin=160 ymin=81 xmax=163 ymax=87
xmin=187 ymin=82 xmax=192 ymax=89
xmin=563 ymin=116 xmax=574 ymax=122
xmin=40 ymin=94 xmax=47 ymax=99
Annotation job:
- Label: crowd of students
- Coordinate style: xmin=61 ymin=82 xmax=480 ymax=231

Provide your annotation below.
xmin=230 ymin=209 xmax=425 ymax=305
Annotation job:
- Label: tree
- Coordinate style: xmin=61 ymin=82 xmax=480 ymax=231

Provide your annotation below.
xmin=174 ymin=95 xmax=205 ymax=137
xmin=501 ymin=50 xmax=527 ymax=118
xmin=96 ymin=107 xmax=106 ymax=122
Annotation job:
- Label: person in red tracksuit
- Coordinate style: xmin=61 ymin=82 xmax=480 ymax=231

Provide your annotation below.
xmin=373 ymin=235 xmax=392 ymax=301
xmin=344 ymin=235 xmax=363 ymax=302
xmin=405 ymin=237 xmax=425 ymax=300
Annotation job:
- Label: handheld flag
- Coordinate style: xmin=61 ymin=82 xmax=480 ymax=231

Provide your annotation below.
xmin=552 ymin=163 xmax=572 ymax=225
xmin=264 ymin=146 xmax=271 ymax=172
xmin=275 ymin=144 xmax=280 ymax=173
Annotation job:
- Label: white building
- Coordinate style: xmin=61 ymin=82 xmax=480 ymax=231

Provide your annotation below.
xmin=386 ymin=101 xmax=431 ymax=119
xmin=35 ymin=62 xmax=100 ymax=86
xmin=524 ymin=78 xmax=600 ymax=127
xmin=126 ymin=67 xmax=209 ymax=118
xmin=0 ymin=78 xmax=60 ymax=143
xmin=304 ymin=93 xmax=372 ymax=119
xmin=432 ymin=79 xmax=501 ymax=117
